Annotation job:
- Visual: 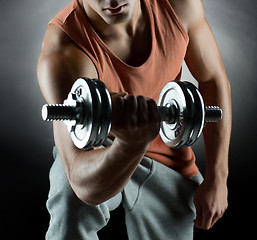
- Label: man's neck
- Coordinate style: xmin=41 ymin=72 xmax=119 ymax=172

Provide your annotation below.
xmin=79 ymin=0 xmax=144 ymax=40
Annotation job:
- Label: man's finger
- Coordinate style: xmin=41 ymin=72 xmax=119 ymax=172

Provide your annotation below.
xmin=210 ymin=213 xmax=220 ymax=228
xmin=194 ymin=205 xmax=203 ymax=228
xmin=110 ymin=91 xmax=128 ymax=97
xmin=210 ymin=209 xmax=225 ymax=228
xmin=201 ymin=207 xmax=214 ymax=230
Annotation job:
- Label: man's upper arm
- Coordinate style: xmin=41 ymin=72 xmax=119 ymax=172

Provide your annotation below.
xmin=183 ymin=0 xmax=227 ymax=83
xmin=37 ymin=25 xmax=99 ymax=167
xmin=37 ymin=24 xmax=98 ymax=104
xmin=37 ymin=53 xmax=74 ymax=104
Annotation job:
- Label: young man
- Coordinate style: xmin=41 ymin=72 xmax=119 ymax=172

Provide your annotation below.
xmin=37 ymin=0 xmax=231 ymax=239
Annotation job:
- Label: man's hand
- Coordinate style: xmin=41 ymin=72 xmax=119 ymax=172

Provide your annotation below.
xmin=110 ymin=93 xmax=161 ymax=151
xmin=193 ymin=178 xmax=228 ymax=230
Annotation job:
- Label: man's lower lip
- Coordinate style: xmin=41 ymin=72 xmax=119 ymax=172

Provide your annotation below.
xmin=104 ymin=5 xmax=126 ymax=15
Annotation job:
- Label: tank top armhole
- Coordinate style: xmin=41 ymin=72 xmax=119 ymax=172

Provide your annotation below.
xmin=48 ymin=19 xmax=103 ymax=80
xmin=162 ymin=0 xmax=189 ymax=43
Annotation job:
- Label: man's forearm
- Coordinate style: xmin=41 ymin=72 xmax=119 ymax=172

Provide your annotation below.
xmin=199 ymin=77 xmax=232 ymax=181
xmin=71 ymin=139 xmax=148 ymax=206
xmin=54 ymin=121 xmax=148 ymax=206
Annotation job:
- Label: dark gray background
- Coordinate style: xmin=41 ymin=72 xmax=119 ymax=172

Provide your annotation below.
xmin=0 ymin=0 xmax=256 ymax=239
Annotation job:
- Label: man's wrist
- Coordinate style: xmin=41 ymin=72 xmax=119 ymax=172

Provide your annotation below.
xmin=112 ymin=137 xmax=149 ymax=158
xmin=204 ymin=165 xmax=229 ymax=184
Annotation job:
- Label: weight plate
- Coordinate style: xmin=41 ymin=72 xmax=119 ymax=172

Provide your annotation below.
xmin=86 ymin=78 xmax=103 ymax=147
xmin=176 ymin=81 xmax=195 ymax=147
xmin=186 ymin=82 xmax=205 ymax=146
xmin=92 ymin=79 xmax=112 ymax=147
xmin=183 ymin=82 xmax=204 ymax=146
xmin=158 ymin=81 xmax=187 ymax=148
xmin=194 ymin=87 xmax=205 ymax=142
xmin=69 ymin=78 xmax=101 ymax=149
xmin=183 ymin=85 xmax=196 ymax=147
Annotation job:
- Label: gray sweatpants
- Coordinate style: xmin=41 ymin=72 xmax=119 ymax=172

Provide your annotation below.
xmin=46 ymin=147 xmax=203 ymax=240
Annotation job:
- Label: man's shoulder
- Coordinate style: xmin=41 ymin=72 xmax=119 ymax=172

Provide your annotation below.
xmin=168 ymin=0 xmax=202 ymax=7
xmin=168 ymin=0 xmax=204 ymax=18
xmin=167 ymin=0 xmax=204 ymax=33
xmin=37 ymin=24 xmax=98 ymax=103
xmin=41 ymin=24 xmax=74 ymax=56
xmin=40 ymin=24 xmax=96 ymax=75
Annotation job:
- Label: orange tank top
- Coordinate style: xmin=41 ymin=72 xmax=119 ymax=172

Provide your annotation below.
xmin=49 ymin=0 xmax=198 ymax=177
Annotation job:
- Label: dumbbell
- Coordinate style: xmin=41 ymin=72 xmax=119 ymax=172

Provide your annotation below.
xmin=42 ymin=78 xmax=222 ymax=149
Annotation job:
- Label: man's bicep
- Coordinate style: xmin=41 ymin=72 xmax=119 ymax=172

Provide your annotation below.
xmin=37 ymin=53 xmax=76 ymax=104
xmin=185 ymin=19 xmax=226 ymax=83
xmin=37 ymin=45 xmax=98 ymax=104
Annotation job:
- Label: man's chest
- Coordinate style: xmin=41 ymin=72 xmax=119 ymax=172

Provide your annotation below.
xmin=102 ymin=26 xmax=152 ymax=67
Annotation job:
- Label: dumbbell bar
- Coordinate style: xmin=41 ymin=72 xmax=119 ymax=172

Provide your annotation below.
xmin=42 ymin=78 xmax=222 ymax=149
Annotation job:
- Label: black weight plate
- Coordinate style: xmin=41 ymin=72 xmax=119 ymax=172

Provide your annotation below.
xmin=84 ymin=78 xmax=102 ymax=148
xmin=93 ymin=79 xmax=112 ymax=147
xmin=176 ymin=81 xmax=195 ymax=148
xmin=193 ymin=87 xmax=205 ymax=141
xmin=181 ymin=83 xmax=196 ymax=147
xmin=183 ymin=82 xmax=205 ymax=147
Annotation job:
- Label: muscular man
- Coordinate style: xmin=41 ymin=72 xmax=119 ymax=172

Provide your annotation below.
xmin=37 ymin=0 xmax=231 ymax=239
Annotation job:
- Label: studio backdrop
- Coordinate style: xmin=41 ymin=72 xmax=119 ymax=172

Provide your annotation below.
xmin=0 ymin=0 xmax=256 ymax=239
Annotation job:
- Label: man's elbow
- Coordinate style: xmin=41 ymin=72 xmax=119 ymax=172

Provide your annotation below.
xmin=77 ymin=193 xmax=103 ymax=207
xmin=69 ymin=178 xmax=109 ymax=207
